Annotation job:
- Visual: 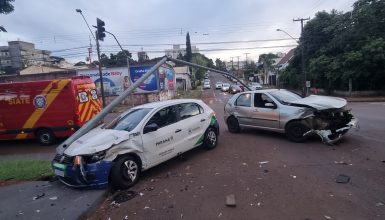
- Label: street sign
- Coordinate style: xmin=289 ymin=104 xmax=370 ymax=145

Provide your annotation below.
xmin=306 ymin=81 xmax=311 ymax=88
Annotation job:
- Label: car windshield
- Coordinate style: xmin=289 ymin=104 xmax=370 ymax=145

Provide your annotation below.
xmin=104 ymin=108 xmax=152 ymax=131
xmin=223 ymin=83 xmax=230 ymax=87
xmin=268 ymin=90 xmax=302 ymax=105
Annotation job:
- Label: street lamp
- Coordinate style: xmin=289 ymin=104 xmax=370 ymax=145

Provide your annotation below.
xmin=277 ymin=28 xmax=307 ymax=96
xmin=276 ymin=29 xmax=298 ymax=43
xmin=75 ymin=9 xmax=96 ymax=41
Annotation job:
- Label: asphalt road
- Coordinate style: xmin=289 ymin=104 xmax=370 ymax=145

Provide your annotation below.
xmin=0 ymin=73 xmax=384 ymax=220
xmin=87 ymin=73 xmax=385 ymax=220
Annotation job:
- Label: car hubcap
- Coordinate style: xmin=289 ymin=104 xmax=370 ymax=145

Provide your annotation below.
xmin=41 ymin=133 xmax=50 ymax=143
xmin=207 ymin=131 xmax=216 ymax=145
xmin=124 ymin=160 xmax=138 ymax=181
xmin=292 ymin=126 xmax=304 ymax=137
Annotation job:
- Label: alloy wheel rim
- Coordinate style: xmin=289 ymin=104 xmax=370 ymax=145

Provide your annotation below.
xmin=208 ymin=131 xmax=217 ymax=145
xmin=124 ymin=160 xmax=138 ymax=181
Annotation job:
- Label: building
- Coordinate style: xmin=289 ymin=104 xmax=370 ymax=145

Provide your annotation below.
xmin=137 ymin=51 xmax=149 ymax=62
xmin=174 ymin=66 xmax=192 ymax=91
xmin=165 ymin=44 xmax=199 ymax=59
xmin=0 ymin=41 xmax=51 ymax=73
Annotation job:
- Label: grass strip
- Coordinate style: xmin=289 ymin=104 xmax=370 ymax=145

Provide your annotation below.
xmin=0 ymin=160 xmax=53 ymax=181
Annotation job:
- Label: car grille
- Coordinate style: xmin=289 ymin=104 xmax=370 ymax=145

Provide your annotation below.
xmin=53 ymin=154 xmax=73 ymax=164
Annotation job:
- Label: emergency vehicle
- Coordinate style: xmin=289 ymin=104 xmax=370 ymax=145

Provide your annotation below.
xmin=0 ymin=76 xmax=101 ymax=145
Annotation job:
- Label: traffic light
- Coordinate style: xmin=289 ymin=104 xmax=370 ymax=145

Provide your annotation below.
xmin=96 ymin=18 xmax=106 ymax=41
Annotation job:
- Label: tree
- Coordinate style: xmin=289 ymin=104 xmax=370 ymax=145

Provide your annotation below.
xmin=0 ymin=0 xmax=14 ymax=14
xmin=282 ymin=0 xmax=385 ymax=91
xmin=258 ymin=53 xmax=278 ymax=83
xmin=99 ymin=50 xmax=135 ymax=67
xmin=215 ymin=58 xmax=227 ymax=71
xmin=185 ymin=32 xmax=192 ymax=62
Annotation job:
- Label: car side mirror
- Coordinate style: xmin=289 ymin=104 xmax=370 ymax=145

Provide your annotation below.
xmin=265 ymin=103 xmax=276 ymax=108
xmin=144 ymin=123 xmax=159 ymax=134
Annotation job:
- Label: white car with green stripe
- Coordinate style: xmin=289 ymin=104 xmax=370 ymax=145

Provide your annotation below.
xmin=53 ymin=99 xmax=219 ymax=189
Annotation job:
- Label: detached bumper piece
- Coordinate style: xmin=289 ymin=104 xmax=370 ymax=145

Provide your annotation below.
xmin=304 ymin=118 xmax=359 ymax=145
xmin=52 ymin=154 xmax=111 ymax=188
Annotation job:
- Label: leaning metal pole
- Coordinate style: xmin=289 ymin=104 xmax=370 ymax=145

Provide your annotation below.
xmin=58 ymin=57 xmax=168 ymax=149
xmin=167 ymin=57 xmax=251 ymax=91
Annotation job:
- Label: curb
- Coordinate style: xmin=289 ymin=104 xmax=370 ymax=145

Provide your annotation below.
xmin=77 ymin=189 xmax=109 ymax=220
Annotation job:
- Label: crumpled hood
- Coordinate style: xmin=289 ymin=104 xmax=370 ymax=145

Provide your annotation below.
xmin=289 ymin=95 xmax=347 ymax=110
xmin=63 ymin=127 xmax=131 ymax=156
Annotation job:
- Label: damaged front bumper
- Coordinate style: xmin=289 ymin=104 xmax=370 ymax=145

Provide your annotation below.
xmin=52 ymin=154 xmax=111 ymax=188
xmin=304 ymin=118 xmax=359 ymax=145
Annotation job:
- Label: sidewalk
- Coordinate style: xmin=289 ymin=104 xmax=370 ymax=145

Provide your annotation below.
xmin=345 ymin=96 xmax=385 ymax=102
xmin=0 ymin=180 xmax=106 ymax=220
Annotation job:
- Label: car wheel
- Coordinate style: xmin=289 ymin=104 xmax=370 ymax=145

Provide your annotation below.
xmin=203 ymin=128 xmax=218 ymax=150
xmin=285 ymin=121 xmax=310 ymax=142
xmin=110 ymin=155 xmax=141 ymax=189
xmin=36 ymin=129 xmax=55 ymax=145
xmin=227 ymin=117 xmax=240 ymax=133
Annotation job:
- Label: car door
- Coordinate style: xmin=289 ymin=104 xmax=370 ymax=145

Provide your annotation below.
xmin=250 ymin=92 xmax=280 ymax=129
xmin=232 ymin=93 xmax=253 ymax=126
xmin=177 ymin=102 xmax=206 ymax=151
xmin=141 ymin=105 xmax=184 ymax=167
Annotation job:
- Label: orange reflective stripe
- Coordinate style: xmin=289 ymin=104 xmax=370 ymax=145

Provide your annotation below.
xmin=80 ymin=100 xmax=91 ymax=122
xmin=16 ymin=80 xmax=69 ymax=139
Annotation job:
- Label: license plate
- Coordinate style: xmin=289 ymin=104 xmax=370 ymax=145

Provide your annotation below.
xmin=53 ymin=163 xmax=66 ymax=177
xmin=54 ymin=169 xmax=65 ymax=177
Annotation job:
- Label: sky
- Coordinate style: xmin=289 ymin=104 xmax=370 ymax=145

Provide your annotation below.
xmin=0 ymin=0 xmax=357 ymax=64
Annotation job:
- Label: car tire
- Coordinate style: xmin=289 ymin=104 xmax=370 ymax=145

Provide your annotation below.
xmin=36 ymin=129 xmax=55 ymax=145
xmin=285 ymin=121 xmax=310 ymax=143
xmin=203 ymin=127 xmax=218 ymax=150
xmin=110 ymin=155 xmax=141 ymax=189
xmin=227 ymin=117 xmax=240 ymax=133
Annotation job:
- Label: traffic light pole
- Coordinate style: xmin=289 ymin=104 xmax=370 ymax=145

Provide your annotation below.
xmin=95 ymin=30 xmax=106 ymax=108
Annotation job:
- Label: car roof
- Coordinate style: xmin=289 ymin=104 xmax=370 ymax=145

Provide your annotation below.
xmin=132 ymin=99 xmax=204 ymax=109
xmin=239 ymin=89 xmax=284 ymax=93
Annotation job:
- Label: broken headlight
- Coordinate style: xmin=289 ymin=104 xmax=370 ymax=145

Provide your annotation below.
xmin=82 ymin=151 xmax=106 ymax=163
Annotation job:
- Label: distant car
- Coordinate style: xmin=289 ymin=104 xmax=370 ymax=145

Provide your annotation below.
xmin=221 ymin=83 xmax=230 ymax=92
xmin=229 ymin=85 xmax=242 ymax=94
xmin=203 ymin=81 xmax=211 ymax=89
xmin=224 ymin=89 xmax=358 ymax=144
xmin=249 ymin=82 xmax=263 ymax=90
xmin=215 ymin=82 xmax=223 ymax=89
xmin=53 ymin=99 xmax=219 ymax=189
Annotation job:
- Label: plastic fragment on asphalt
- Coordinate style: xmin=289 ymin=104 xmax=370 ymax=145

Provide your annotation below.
xmin=290 ymin=175 xmax=297 ymax=179
xmin=242 ymin=162 xmax=247 ymax=166
xmin=376 ymin=202 xmax=384 ymax=206
xmin=257 ymin=202 xmax=261 ymax=206
xmin=36 ymin=210 xmax=40 ymax=213
xmin=32 ymin=193 xmax=45 ymax=200
xmin=259 ymin=161 xmax=269 ymax=164
xmin=218 ymin=212 xmax=222 ymax=217
xmin=226 ymin=194 xmax=236 ymax=207
xmin=336 ymin=174 xmax=350 ymax=184
xmin=125 ymin=216 xmax=128 ymax=220
xmin=139 ymin=192 xmax=144 ymax=196
xmin=49 ymin=196 xmax=58 ymax=200
xmin=144 ymin=206 xmax=150 ymax=209
xmin=324 ymin=215 xmax=332 ymax=219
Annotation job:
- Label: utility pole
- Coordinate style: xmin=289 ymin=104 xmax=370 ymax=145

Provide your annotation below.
xmin=236 ymin=56 xmax=240 ymax=70
xmin=95 ymin=30 xmax=106 ymax=108
xmin=293 ymin=17 xmax=310 ymax=96
xmin=230 ymin=57 xmax=234 ymax=70
xmin=244 ymin=53 xmax=250 ymax=65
